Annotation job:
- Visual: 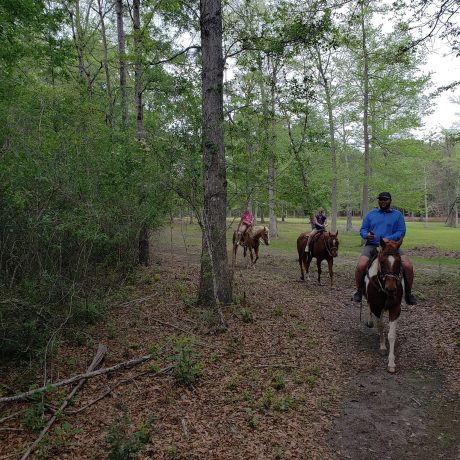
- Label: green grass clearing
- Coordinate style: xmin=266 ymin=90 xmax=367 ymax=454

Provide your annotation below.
xmin=156 ymin=218 xmax=460 ymax=268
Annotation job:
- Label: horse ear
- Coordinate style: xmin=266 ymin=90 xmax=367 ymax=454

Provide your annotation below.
xmin=334 ymin=230 xmax=338 ymax=237
xmin=395 ymin=238 xmax=403 ymax=249
xmin=379 ymin=236 xmax=386 ymax=247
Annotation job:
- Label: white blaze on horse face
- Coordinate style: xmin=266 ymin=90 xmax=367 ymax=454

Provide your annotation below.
xmin=388 ymin=255 xmax=395 ymax=271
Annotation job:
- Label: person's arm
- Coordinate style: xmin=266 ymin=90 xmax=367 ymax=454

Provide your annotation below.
xmin=360 ymin=213 xmax=375 ymax=241
xmin=386 ymin=212 xmax=406 ymax=241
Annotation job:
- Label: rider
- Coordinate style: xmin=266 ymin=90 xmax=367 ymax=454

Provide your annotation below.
xmin=305 ymin=207 xmax=327 ymax=253
xmin=236 ymin=208 xmax=254 ymax=246
xmin=351 ymin=192 xmax=417 ymax=305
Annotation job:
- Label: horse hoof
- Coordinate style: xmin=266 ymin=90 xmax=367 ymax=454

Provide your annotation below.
xmin=388 ymin=366 xmax=396 ymax=374
xmin=366 ymin=321 xmax=374 ymax=328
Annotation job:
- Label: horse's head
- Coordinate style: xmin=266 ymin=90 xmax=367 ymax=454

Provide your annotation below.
xmin=261 ymin=226 xmax=270 ymax=246
xmin=378 ymin=238 xmax=403 ymax=296
xmin=325 ymin=230 xmax=339 ymax=257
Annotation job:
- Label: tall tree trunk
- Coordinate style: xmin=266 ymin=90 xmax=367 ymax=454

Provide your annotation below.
xmin=133 ymin=0 xmax=145 ymax=140
xmin=424 ymin=166 xmax=429 ymax=228
xmin=360 ymin=0 xmax=370 ymax=219
xmin=268 ymin=58 xmax=278 ymax=238
xmin=445 ymin=134 xmax=458 ymax=228
xmin=97 ymin=0 xmax=114 ymax=128
xmin=132 ymin=0 xmax=149 ymax=265
xmin=115 ymin=0 xmax=128 ymax=128
xmin=316 ymin=48 xmax=337 ymax=232
xmin=341 ymin=117 xmax=353 ymax=231
xmin=197 ymin=0 xmax=232 ymax=306
xmin=68 ymin=1 xmax=90 ymax=89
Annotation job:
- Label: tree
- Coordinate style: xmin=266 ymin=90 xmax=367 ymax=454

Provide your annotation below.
xmin=198 ymin=0 xmax=232 ymax=307
xmin=115 ymin=0 xmax=129 ymax=127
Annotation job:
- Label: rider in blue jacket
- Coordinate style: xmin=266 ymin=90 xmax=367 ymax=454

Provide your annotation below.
xmin=352 ymin=192 xmax=417 ymax=305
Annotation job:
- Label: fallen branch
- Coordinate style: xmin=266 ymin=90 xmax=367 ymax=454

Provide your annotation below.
xmin=0 ymin=350 xmax=152 ymax=404
xmin=253 ymin=363 xmax=298 ymax=369
xmin=0 ymin=410 xmax=25 ymax=424
xmin=149 ymin=318 xmax=193 ymax=335
xmin=64 ymin=364 xmax=173 ymax=415
xmin=20 ymin=344 xmax=107 ymax=460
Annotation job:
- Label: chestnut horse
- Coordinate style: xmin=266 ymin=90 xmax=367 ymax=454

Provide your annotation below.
xmin=232 ymin=226 xmax=269 ymax=267
xmin=364 ymin=238 xmax=404 ymax=373
xmin=297 ymin=231 xmax=339 ymax=286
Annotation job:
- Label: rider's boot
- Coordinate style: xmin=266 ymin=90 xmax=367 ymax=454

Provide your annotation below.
xmin=352 ymin=267 xmax=365 ymax=302
xmin=403 ymin=273 xmax=418 ymax=305
xmin=236 ymin=231 xmax=242 ymax=246
xmin=304 ymin=237 xmax=310 ymax=253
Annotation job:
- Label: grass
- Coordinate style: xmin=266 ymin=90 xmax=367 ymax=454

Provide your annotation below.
xmin=156 ymin=218 xmax=460 ymax=268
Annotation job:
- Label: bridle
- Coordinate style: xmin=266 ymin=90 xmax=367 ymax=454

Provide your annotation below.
xmin=376 ymin=251 xmax=402 ymax=292
xmin=323 ymin=233 xmax=338 ymax=257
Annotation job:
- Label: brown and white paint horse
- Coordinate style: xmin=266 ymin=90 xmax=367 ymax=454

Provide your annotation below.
xmin=364 ymin=238 xmax=404 ymax=373
xmin=297 ymin=231 xmax=339 ymax=286
xmin=232 ymin=226 xmax=269 ymax=267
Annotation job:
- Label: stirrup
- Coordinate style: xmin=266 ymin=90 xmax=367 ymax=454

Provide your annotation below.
xmin=352 ymin=291 xmax=362 ymax=303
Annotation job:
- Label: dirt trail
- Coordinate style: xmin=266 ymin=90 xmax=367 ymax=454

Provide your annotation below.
xmin=239 ymin=251 xmax=460 ymax=459
xmin=0 ymin=245 xmax=458 ymax=459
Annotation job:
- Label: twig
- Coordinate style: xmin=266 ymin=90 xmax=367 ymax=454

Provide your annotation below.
xmin=0 ymin=410 xmax=25 ymax=424
xmin=253 ymin=363 xmax=298 ymax=369
xmin=0 ymin=346 xmax=163 ymax=404
xmin=115 ymin=293 xmax=159 ymax=309
xmin=64 ymin=365 xmax=173 ymax=415
xmin=20 ymin=344 xmax=107 ymax=460
xmin=181 ymin=418 xmax=188 ymax=438
xmin=149 ymin=318 xmax=193 ymax=335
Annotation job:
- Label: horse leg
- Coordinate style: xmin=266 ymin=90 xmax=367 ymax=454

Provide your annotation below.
xmin=232 ymin=243 xmax=238 ymax=265
xmin=316 ymin=259 xmax=322 ymax=285
xmin=366 ymin=303 xmax=374 ymax=328
xmin=298 ymin=252 xmax=305 ymax=281
xmin=248 ymin=247 xmax=254 ymax=268
xmin=327 ymin=258 xmax=334 ymax=287
xmin=253 ymin=247 xmax=259 ymax=266
xmin=376 ymin=314 xmax=386 ymax=352
xmin=387 ymin=319 xmax=397 ymax=373
xmin=305 ymin=255 xmax=312 ymax=281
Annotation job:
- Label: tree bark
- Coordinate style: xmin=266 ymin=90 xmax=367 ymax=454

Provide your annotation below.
xmin=198 ymin=0 xmax=232 ymax=306
xmin=316 ymin=47 xmax=337 ymax=232
xmin=133 ymin=0 xmax=145 ymax=139
xmin=115 ymin=0 xmax=128 ymax=128
xmin=97 ymin=0 xmax=114 ymax=128
xmin=360 ymin=0 xmax=370 ymax=219
xmin=132 ymin=0 xmax=150 ymax=265
xmin=444 ymin=134 xmax=458 ymax=227
xmin=268 ymin=56 xmax=278 ymax=238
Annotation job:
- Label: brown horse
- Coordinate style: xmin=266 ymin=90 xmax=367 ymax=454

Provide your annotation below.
xmin=232 ymin=226 xmax=269 ymax=267
xmin=297 ymin=230 xmax=339 ymax=286
xmin=364 ymin=238 xmax=404 ymax=373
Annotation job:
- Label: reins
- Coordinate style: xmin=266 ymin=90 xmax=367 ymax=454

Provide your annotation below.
xmin=367 ymin=252 xmax=402 ymax=294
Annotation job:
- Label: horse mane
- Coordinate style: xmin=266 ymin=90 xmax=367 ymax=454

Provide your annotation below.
xmin=251 ymin=226 xmax=268 ymax=237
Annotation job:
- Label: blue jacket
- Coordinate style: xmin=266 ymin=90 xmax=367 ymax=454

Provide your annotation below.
xmin=360 ymin=208 xmax=406 ymax=245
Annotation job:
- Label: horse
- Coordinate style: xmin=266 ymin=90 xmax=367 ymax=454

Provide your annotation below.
xmin=297 ymin=230 xmax=339 ymax=286
xmin=232 ymin=226 xmax=270 ymax=267
xmin=364 ymin=238 xmax=404 ymax=373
